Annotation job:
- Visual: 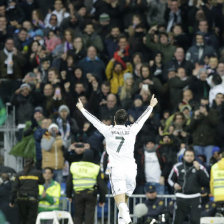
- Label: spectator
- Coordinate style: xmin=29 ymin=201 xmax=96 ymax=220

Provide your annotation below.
xmin=104 ymin=26 xmax=120 ymax=59
xmin=99 ymin=93 xmax=119 ymax=120
xmin=78 ymin=46 xmax=105 ymax=83
xmin=41 ymin=123 xmax=64 ymax=183
xmin=44 ymin=0 xmax=69 ymax=26
xmin=118 ymin=72 xmax=138 ymax=109
xmin=197 ymin=20 xmax=219 ymax=50
xmin=165 ymin=47 xmax=193 ymax=79
xmin=209 ymin=77 xmax=224 ymax=107
xmin=67 ymin=36 xmax=86 ymax=64
xmin=0 ymin=38 xmax=26 ymax=79
xmin=135 ymin=137 xmax=165 ymax=194
xmin=186 ymin=32 xmax=216 ymax=65
xmin=55 ymin=104 xmax=79 ymax=148
xmin=82 ymin=23 xmax=104 ymax=52
xmin=38 ymin=167 xmax=61 ymax=212
xmin=66 ymin=149 xmax=107 ymax=224
xmin=146 ymin=28 xmax=176 ymax=63
xmin=157 ymin=132 xmax=179 ymax=192
xmin=189 ymin=68 xmax=210 ymax=103
xmin=106 ymin=58 xmax=133 ymax=94
xmin=165 ymin=0 xmax=187 ymax=32
xmin=11 ymin=83 xmax=35 ymax=124
xmin=189 ymin=99 xmax=219 ymax=165
xmin=44 ymin=13 xmax=59 ymax=35
xmin=168 ymin=147 xmax=209 ymax=224
xmin=128 ymin=95 xmax=145 ymax=123
xmin=113 ymin=35 xmax=131 ymax=69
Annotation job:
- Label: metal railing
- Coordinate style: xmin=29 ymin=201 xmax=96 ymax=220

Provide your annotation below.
xmin=0 ymin=102 xmax=23 ymax=171
xmin=59 ymin=194 xmax=176 ymax=224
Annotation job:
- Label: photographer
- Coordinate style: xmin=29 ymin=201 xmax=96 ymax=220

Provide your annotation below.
xmin=168 ymin=147 xmax=209 ymax=224
xmin=63 ymin=141 xmax=90 ymax=164
xmin=189 ymin=98 xmax=219 ymax=166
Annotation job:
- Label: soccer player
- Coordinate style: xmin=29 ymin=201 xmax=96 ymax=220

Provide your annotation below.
xmin=76 ymin=95 xmax=158 ymax=224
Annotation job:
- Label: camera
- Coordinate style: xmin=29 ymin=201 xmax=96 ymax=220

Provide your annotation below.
xmin=75 ymin=143 xmax=84 ymax=148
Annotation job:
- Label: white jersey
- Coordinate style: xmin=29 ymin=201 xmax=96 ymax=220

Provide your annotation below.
xmin=80 ymin=106 xmax=153 ymax=168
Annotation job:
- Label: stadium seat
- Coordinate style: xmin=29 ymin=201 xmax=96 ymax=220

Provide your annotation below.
xmin=35 ymin=211 xmax=73 ymax=224
xmin=200 ymin=217 xmax=224 ymax=224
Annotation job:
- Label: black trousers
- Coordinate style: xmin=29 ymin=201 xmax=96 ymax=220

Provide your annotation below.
xmin=173 ymin=197 xmax=201 ymax=224
xmin=17 ymin=199 xmax=38 ymax=224
xmin=74 ymin=190 xmax=97 ymax=224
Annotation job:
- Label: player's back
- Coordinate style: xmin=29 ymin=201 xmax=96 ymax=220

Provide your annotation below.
xmin=104 ymin=124 xmax=136 ymax=168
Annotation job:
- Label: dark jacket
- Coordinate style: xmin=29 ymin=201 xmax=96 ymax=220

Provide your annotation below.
xmin=0 ymin=50 xmax=26 ymax=79
xmin=10 ymin=167 xmax=44 ymax=203
xmin=144 ymin=197 xmax=166 ymax=219
xmin=157 ymin=141 xmax=179 ymax=179
xmin=135 ymin=146 xmax=164 ymax=186
xmin=189 ymin=109 xmax=219 ymax=146
xmin=168 ymin=162 xmax=209 ymax=195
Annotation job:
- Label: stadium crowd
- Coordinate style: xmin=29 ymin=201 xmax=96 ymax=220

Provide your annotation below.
xmin=0 ymin=0 xmax=224 ymax=223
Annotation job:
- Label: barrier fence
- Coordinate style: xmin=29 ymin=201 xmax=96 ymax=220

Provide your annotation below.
xmin=58 ymin=194 xmax=176 ymax=224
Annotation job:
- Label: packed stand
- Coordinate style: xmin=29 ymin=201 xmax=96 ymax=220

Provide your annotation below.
xmin=0 ymin=0 xmax=224 ymax=223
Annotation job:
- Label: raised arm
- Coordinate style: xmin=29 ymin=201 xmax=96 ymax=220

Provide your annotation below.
xmin=76 ymin=98 xmax=108 ymax=135
xmin=131 ymin=94 xmax=158 ymax=134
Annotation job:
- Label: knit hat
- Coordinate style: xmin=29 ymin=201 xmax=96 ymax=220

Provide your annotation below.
xmin=99 ymin=13 xmax=110 ymax=22
xmin=34 ymin=106 xmax=43 ymax=114
xmin=48 ymin=123 xmax=59 ymax=132
xmin=20 ymin=83 xmax=31 ymax=90
xmin=58 ymin=105 xmax=70 ymax=114
xmin=124 ymin=72 xmax=133 ymax=81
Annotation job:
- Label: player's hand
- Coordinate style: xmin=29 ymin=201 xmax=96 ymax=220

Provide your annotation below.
xmin=76 ymin=98 xmax=84 ymax=110
xmin=149 ymin=94 xmax=158 ymax=108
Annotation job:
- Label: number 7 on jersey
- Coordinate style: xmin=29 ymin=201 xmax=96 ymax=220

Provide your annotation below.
xmin=115 ymin=136 xmax=124 ymax=153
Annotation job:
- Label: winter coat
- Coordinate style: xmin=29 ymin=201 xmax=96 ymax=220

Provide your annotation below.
xmin=41 ymin=133 xmax=64 ymax=170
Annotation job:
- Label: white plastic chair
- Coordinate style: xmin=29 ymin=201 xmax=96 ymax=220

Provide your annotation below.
xmin=36 ymin=211 xmax=73 ymax=224
xmin=36 ymin=211 xmax=59 ymax=224
xmin=54 ymin=211 xmax=73 ymax=224
xmin=200 ymin=217 xmax=224 ymax=224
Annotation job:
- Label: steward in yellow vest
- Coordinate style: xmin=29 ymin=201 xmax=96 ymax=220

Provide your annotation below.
xmin=38 ymin=167 xmax=61 ymax=212
xmin=66 ymin=149 xmax=107 ymax=224
xmin=210 ymin=156 xmax=224 ymax=202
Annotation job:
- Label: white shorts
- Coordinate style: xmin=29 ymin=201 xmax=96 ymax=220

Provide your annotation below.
xmin=108 ymin=165 xmax=137 ymax=197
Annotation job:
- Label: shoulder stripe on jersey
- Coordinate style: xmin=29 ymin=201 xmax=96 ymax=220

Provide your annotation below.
xmin=135 ymin=106 xmax=151 ymax=124
xmin=85 ymin=110 xmax=105 ymax=126
xmin=19 ymin=175 xmax=39 ymax=180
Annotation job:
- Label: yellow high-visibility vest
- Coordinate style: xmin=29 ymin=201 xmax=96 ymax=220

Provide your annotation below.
xmin=38 ymin=181 xmax=61 ymax=212
xmin=70 ymin=161 xmax=100 ymax=192
xmin=210 ymin=159 xmax=224 ymax=202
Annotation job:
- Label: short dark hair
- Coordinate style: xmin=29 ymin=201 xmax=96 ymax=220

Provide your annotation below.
xmin=114 ymin=109 xmax=128 ymax=125
xmin=44 ymin=167 xmax=54 ymax=173
xmin=183 ymin=146 xmax=195 ymax=156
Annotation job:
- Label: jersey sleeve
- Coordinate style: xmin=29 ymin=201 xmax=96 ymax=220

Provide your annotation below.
xmin=131 ymin=106 xmax=153 ymax=134
xmin=80 ymin=108 xmax=108 ymax=135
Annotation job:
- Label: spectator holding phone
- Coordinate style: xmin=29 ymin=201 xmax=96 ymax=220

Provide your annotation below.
xmin=41 ymin=123 xmax=64 ymax=183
